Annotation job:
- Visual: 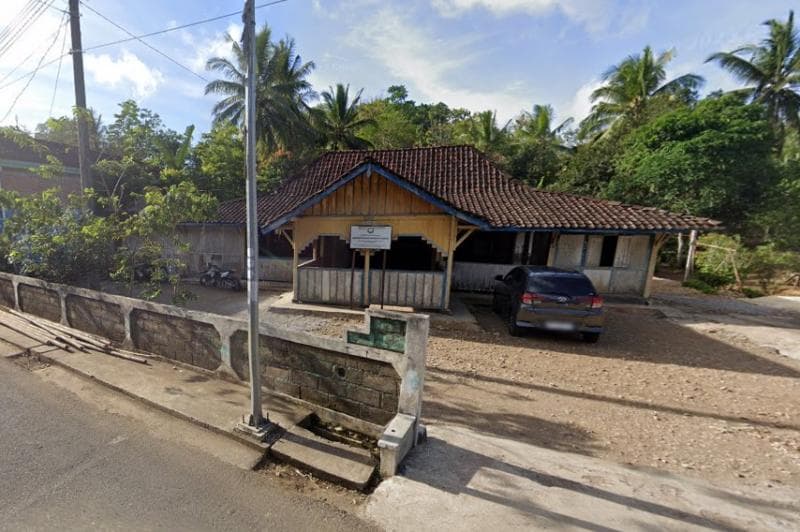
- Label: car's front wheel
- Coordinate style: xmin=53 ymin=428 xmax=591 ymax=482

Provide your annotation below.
xmin=581 ymin=332 xmax=600 ymax=343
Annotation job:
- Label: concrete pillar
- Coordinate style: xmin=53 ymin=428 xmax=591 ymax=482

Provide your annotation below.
xmin=684 ymin=230 xmax=698 ymax=282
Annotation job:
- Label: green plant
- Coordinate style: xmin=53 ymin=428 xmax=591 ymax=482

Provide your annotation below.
xmin=748 ymin=243 xmax=800 ymax=291
xmin=742 ymin=287 xmax=765 ymax=298
xmin=683 ymin=278 xmax=718 ymax=294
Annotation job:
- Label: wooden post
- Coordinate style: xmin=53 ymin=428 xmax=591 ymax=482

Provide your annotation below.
xmin=362 ymin=250 xmax=371 ymax=307
xmin=380 ymin=250 xmax=387 ymax=309
xmin=292 ymin=232 xmax=299 ymax=301
xmin=349 ymin=250 xmax=356 ymax=309
xmin=676 ymin=233 xmax=684 ymax=266
xmin=643 ymin=234 xmax=667 ymax=299
xmin=683 ymin=230 xmax=698 ymax=282
xmin=443 ymin=216 xmax=457 ymax=312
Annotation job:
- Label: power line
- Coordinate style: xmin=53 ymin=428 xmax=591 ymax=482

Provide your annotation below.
xmin=49 ymin=11 xmax=69 ymax=116
xmin=1 ymin=12 xmax=68 ymax=123
xmin=0 ymin=0 xmax=53 ymax=60
xmin=79 ymin=0 xmax=209 ymax=83
xmin=0 ymin=1 xmax=38 ymax=51
xmin=0 ymin=53 xmax=68 ymax=91
xmin=0 ymin=0 xmax=292 ymax=93
xmin=81 ymin=0 xmax=290 ymax=54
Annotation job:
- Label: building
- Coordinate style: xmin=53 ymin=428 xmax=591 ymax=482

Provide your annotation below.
xmin=0 ymin=135 xmax=82 ymax=227
xmin=185 ymin=145 xmax=719 ymax=310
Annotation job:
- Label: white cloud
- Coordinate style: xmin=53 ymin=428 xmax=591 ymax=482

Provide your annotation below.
xmin=431 ymin=0 xmax=649 ymax=36
xmin=346 ymin=8 xmax=530 ymax=122
xmin=562 ymin=78 xmax=602 ymax=124
xmin=85 ymin=51 xmax=164 ymax=98
xmin=185 ymin=23 xmax=241 ymax=73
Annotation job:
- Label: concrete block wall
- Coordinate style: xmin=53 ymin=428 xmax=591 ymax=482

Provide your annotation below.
xmin=229 ymin=332 xmax=400 ymax=425
xmin=0 ymin=272 xmax=427 ymax=438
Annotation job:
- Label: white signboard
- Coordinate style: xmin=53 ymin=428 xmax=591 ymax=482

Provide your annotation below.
xmin=350 ymin=225 xmax=392 ymax=250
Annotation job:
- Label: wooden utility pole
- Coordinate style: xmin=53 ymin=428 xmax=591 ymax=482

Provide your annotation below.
xmin=68 ymin=0 xmax=91 ymax=192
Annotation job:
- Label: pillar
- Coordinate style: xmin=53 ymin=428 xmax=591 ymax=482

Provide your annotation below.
xmin=443 ymin=216 xmax=457 ymax=311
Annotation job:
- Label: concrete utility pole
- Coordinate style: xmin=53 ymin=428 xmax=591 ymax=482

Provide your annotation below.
xmin=684 ymin=230 xmax=698 ymax=282
xmin=68 ymin=0 xmax=91 ymax=192
xmin=240 ymin=0 xmax=267 ymax=434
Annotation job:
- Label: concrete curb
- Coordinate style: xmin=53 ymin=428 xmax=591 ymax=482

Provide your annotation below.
xmin=32 ymin=350 xmax=271 ymax=456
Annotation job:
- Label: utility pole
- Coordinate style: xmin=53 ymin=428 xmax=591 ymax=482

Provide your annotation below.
xmin=237 ymin=0 xmax=268 ymax=438
xmin=68 ymin=0 xmax=91 ymax=193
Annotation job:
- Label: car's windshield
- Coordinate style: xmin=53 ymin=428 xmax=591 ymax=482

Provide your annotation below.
xmin=528 ymin=275 xmax=595 ymax=296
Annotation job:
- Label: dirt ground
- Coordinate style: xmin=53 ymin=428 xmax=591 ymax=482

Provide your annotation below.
xmin=266 ymin=286 xmax=800 ymax=490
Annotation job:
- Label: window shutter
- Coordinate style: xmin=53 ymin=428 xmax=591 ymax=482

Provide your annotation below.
xmin=614 ymin=236 xmax=632 ymax=268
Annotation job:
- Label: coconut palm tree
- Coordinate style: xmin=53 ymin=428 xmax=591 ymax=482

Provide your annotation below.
xmin=204 ymin=25 xmax=315 ymax=152
xmin=580 ymin=46 xmax=704 ymax=139
xmin=514 ymin=104 xmax=573 ymax=149
xmin=457 ymin=110 xmax=510 ymax=155
xmin=706 ymin=10 xmax=800 ymax=137
xmin=312 ymin=84 xmax=375 ymax=149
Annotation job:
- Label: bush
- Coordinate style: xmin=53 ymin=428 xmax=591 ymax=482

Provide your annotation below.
xmin=694 ymin=234 xmax=750 ymax=290
xmin=696 ymin=270 xmax=733 ymax=288
xmin=683 ymin=278 xmax=717 ymax=294
xmin=748 ymin=244 xmax=800 ymax=291
xmin=741 ymin=287 xmax=764 ymax=298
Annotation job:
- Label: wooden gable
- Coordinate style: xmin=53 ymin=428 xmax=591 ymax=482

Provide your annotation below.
xmin=306 ymin=171 xmax=442 ymax=217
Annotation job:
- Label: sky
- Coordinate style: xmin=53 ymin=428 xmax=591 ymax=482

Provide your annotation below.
xmin=0 ymin=0 xmax=796 ymax=137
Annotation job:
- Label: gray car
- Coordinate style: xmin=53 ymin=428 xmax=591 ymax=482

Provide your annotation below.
xmin=492 ymin=266 xmax=605 ymax=342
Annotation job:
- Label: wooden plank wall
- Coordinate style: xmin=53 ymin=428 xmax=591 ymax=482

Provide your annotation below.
xmin=298 ymin=268 xmax=363 ymax=305
xmin=297 ymin=267 xmax=445 ymax=309
xmin=369 ymin=270 xmax=444 ymax=309
xmin=308 ymin=172 xmax=440 ymax=217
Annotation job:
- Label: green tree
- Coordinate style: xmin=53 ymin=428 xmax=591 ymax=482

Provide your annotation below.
xmin=580 ymin=46 xmax=704 ymax=139
xmin=454 ymin=110 xmax=509 ymax=158
xmin=610 ymin=95 xmax=776 ymax=228
xmin=192 ymin=123 xmax=245 ymax=201
xmin=92 ymin=100 xmax=196 ymax=207
xmin=204 ymin=24 xmax=315 ymax=153
xmin=706 ymin=10 xmax=800 ymax=142
xmin=0 ymin=189 xmax=113 ymax=285
xmin=514 ymin=104 xmax=573 ymax=146
xmin=34 ymin=108 xmax=105 ymax=150
xmin=356 ymin=99 xmax=418 ymax=149
xmin=312 ymin=83 xmax=375 ymax=149
xmin=112 ymin=181 xmax=217 ymax=302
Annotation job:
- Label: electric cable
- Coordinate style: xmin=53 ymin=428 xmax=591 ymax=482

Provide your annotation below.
xmin=49 ymin=11 xmax=69 ymax=116
xmin=79 ymin=0 xmax=209 ymax=82
xmin=80 ymin=0 xmax=290 ymax=54
xmin=1 ymin=12 xmax=67 ymax=122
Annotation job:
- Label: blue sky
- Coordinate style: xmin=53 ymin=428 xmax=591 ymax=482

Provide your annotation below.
xmin=0 ymin=0 xmax=796 ymax=136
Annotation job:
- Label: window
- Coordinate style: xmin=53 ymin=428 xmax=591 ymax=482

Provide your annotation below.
xmin=599 ymin=236 xmax=618 ymax=267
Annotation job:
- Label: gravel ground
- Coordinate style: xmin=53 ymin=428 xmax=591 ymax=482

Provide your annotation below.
xmin=265 ymin=291 xmax=800 ymax=490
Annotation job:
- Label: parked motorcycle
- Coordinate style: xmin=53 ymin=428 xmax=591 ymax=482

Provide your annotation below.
xmin=199 ymin=264 xmax=242 ymax=291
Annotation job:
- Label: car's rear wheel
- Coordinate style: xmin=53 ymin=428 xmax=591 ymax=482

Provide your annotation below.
xmin=581 ymin=332 xmax=600 ymax=343
xmin=506 ymin=305 xmax=523 ymax=336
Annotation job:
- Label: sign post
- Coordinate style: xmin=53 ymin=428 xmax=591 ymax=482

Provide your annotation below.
xmin=350 ymin=225 xmax=392 ymax=308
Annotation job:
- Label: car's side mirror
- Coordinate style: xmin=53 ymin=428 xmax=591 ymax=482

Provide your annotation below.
xmin=494 ymin=275 xmax=504 ymax=282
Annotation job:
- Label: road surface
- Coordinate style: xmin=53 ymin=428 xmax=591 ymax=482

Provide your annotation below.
xmin=0 ymin=358 xmax=375 ymax=531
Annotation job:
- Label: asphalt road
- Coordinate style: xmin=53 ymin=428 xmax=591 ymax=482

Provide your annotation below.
xmin=0 ymin=359 xmax=375 ymax=532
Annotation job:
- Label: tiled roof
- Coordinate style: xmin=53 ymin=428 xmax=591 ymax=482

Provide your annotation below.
xmin=214 ymin=145 xmax=721 ymax=232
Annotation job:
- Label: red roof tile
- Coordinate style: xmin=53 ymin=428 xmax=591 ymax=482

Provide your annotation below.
xmin=214 ymin=145 xmax=721 ymax=232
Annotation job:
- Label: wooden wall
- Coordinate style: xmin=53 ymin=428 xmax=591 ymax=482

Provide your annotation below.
xmin=308 ymin=172 xmax=441 ymax=217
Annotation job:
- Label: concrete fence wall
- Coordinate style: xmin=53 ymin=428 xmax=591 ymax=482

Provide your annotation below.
xmin=0 ymin=272 xmax=428 ymax=439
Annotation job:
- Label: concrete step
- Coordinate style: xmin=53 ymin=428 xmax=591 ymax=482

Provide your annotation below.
xmin=270 ymin=425 xmax=377 ymax=491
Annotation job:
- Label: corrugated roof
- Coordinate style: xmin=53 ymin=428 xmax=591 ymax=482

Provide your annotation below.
xmin=214 ymin=145 xmax=721 ymax=232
